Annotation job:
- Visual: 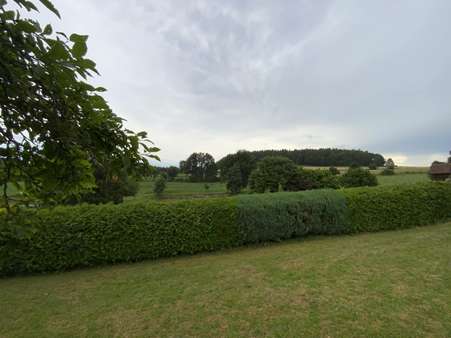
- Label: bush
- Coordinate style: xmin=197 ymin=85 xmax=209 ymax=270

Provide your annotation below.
xmin=153 ymin=175 xmax=166 ymax=196
xmin=2 ymin=182 xmax=451 ymax=276
xmin=340 ymin=167 xmax=378 ymax=188
xmin=380 ymin=168 xmax=395 ymax=176
xmin=343 ymin=182 xmax=451 ymax=233
xmin=226 ymin=163 xmax=243 ymax=194
xmin=248 ymin=156 xmax=298 ymax=193
xmin=236 ymin=189 xmax=349 ymax=243
xmin=329 ymin=166 xmax=340 ymax=175
xmin=0 ymin=198 xmax=238 ymax=275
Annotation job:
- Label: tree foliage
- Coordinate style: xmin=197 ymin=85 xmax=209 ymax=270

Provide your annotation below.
xmin=240 ymin=148 xmax=385 ymax=167
xmin=181 ymin=152 xmax=217 ymax=182
xmin=248 ymin=156 xmax=298 ymax=193
xmin=385 ymin=158 xmax=395 ymax=170
xmin=0 ymin=0 xmax=159 ymax=209
xmin=217 ymin=150 xmax=256 ymax=189
xmin=226 ymin=163 xmax=242 ymax=194
xmin=340 ymin=167 xmax=378 ymax=188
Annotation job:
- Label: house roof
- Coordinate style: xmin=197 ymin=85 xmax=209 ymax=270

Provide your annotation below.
xmin=429 ymin=163 xmax=451 ymax=174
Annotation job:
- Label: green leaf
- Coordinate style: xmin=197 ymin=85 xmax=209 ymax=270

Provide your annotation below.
xmin=70 ymin=33 xmax=88 ymax=44
xmin=43 ymin=24 xmax=52 ymax=35
xmin=16 ymin=20 xmax=38 ymax=33
xmin=72 ymin=41 xmax=87 ymax=58
xmin=95 ymin=87 xmax=107 ymax=92
xmin=1 ymin=10 xmax=15 ymax=20
xmin=38 ymin=0 xmax=60 ymax=18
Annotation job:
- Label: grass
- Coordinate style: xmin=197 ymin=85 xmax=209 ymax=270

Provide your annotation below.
xmin=377 ymin=173 xmax=429 ymax=186
xmin=126 ymin=171 xmax=430 ymax=202
xmin=1 ymin=222 xmax=450 ymax=337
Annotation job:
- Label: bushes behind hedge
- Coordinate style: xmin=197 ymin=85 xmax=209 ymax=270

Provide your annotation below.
xmin=1 ymin=182 xmax=451 ymax=276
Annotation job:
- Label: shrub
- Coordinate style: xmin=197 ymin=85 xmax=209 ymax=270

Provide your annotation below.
xmin=153 ymin=175 xmax=166 ymax=197
xmin=340 ymin=167 xmax=378 ymax=188
xmin=226 ymin=163 xmax=243 ymax=194
xmin=248 ymin=156 xmax=298 ymax=193
xmin=2 ymin=182 xmax=451 ymax=276
xmin=285 ymin=168 xmax=340 ymax=191
xmin=236 ymin=189 xmax=349 ymax=243
xmin=380 ymin=168 xmax=395 ymax=176
xmin=0 ymin=198 xmax=238 ymax=275
xmin=343 ymin=182 xmax=451 ymax=233
xmin=329 ymin=166 xmax=340 ymax=175
xmin=385 ymin=158 xmax=395 ymax=170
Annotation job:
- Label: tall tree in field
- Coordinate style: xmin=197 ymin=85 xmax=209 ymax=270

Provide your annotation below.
xmin=181 ymin=152 xmax=217 ymax=182
xmin=0 ymin=0 xmax=159 ymax=210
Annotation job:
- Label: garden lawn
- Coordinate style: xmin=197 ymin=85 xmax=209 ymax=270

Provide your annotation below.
xmin=1 ymin=222 xmax=451 ymax=337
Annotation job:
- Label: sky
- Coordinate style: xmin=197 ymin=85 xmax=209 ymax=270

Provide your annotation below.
xmin=25 ymin=0 xmax=451 ymax=166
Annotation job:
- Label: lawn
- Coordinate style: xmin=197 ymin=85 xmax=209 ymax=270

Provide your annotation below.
xmin=1 ymin=222 xmax=450 ymax=337
xmin=377 ymin=173 xmax=429 ymax=186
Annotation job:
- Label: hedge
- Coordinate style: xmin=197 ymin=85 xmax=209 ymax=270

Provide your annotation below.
xmin=236 ymin=189 xmax=348 ymax=243
xmin=343 ymin=182 xmax=451 ymax=233
xmin=0 ymin=199 xmax=238 ymax=275
xmin=1 ymin=182 xmax=451 ymax=276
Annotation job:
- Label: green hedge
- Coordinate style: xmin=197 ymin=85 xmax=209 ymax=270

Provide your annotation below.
xmin=236 ymin=189 xmax=348 ymax=243
xmin=1 ymin=182 xmax=451 ymax=276
xmin=0 ymin=199 xmax=238 ymax=275
xmin=343 ymin=182 xmax=451 ymax=233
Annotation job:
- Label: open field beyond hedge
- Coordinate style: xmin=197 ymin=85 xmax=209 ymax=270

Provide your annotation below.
xmin=126 ymin=171 xmax=429 ymax=202
xmin=1 ymin=222 xmax=450 ymax=337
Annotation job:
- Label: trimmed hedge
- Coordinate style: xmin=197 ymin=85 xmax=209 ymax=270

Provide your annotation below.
xmin=343 ymin=182 xmax=451 ymax=233
xmin=0 ymin=199 xmax=238 ymax=275
xmin=236 ymin=190 xmax=348 ymax=243
xmin=1 ymin=182 xmax=451 ymax=276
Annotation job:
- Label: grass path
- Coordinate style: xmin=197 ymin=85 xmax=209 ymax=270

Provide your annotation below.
xmin=1 ymin=223 xmax=450 ymax=337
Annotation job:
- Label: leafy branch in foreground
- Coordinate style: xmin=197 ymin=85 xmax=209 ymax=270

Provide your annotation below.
xmin=0 ymin=0 xmax=159 ymax=210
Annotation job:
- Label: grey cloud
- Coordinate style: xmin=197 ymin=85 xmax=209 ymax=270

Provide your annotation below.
xmin=28 ymin=0 xmax=451 ymax=165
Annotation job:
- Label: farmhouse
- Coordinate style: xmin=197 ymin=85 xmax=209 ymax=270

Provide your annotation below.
xmin=429 ymin=162 xmax=451 ymax=180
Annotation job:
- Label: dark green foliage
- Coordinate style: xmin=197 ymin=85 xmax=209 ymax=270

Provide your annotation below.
xmin=236 ymin=190 xmax=349 ymax=243
xmin=217 ymin=150 xmax=256 ymax=188
xmin=248 ymin=156 xmax=298 ymax=193
xmin=329 ymin=166 xmax=340 ymax=175
xmin=2 ymin=181 xmax=451 ymax=276
xmin=344 ymin=182 xmax=451 ymax=233
xmin=181 ymin=153 xmax=217 ymax=182
xmin=248 ymin=148 xmax=385 ymax=167
xmin=0 ymin=0 xmax=158 ymax=209
xmin=340 ymin=167 xmax=378 ymax=188
xmin=155 ymin=166 xmax=179 ymax=181
xmin=285 ymin=168 xmax=340 ymax=191
xmin=380 ymin=168 xmax=395 ymax=176
xmin=226 ymin=163 xmax=242 ymax=194
xmin=385 ymin=158 xmax=395 ymax=170
xmin=0 ymin=198 xmax=238 ymax=275
xmin=153 ymin=175 xmax=166 ymax=196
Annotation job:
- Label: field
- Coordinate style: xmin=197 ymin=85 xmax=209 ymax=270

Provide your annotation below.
xmin=126 ymin=170 xmax=430 ymax=202
xmin=1 ymin=222 xmax=450 ymax=337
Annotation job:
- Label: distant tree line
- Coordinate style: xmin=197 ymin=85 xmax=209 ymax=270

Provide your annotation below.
xmin=246 ymin=148 xmax=385 ymax=167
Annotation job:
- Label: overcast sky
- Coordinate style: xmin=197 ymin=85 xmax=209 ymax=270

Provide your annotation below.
xmin=29 ymin=0 xmax=451 ymax=166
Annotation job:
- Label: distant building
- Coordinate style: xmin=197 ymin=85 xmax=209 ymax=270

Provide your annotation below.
xmin=429 ymin=151 xmax=451 ymax=180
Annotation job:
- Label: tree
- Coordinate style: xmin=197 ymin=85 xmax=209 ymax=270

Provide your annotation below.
xmin=218 ymin=150 xmax=256 ymax=190
xmin=181 ymin=152 xmax=217 ymax=182
xmin=155 ymin=166 xmax=179 ymax=181
xmin=248 ymin=156 xmax=298 ymax=193
xmin=385 ymin=158 xmax=395 ymax=170
xmin=226 ymin=163 xmax=242 ymax=194
xmin=153 ymin=175 xmax=166 ymax=197
xmin=329 ymin=166 xmax=340 ymax=175
xmin=340 ymin=167 xmax=378 ymax=188
xmin=0 ymin=0 xmax=159 ymax=210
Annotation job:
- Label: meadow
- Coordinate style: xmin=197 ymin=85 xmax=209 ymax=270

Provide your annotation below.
xmin=1 ymin=222 xmax=450 ymax=337
xmin=126 ymin=167 xmax=430 ymax=202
